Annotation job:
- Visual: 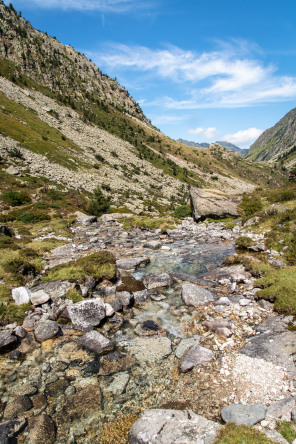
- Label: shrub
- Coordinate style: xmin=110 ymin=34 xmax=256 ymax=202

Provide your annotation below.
xmin=267 ymin=189 xmax=296 ymax=203
xmin=0 ymin=235 xmax=14 ymax=249
xmin=173 ymin=205 xmax=191 ymax=218
xmin=95 ymin=153 xmax=104 ymax=162
xmin=235 ymin=236 xmax=254 ymax=249
xmin=239 ymin=194 xmax=263 ymax=216
xmin=17 ymin=211 xmax=51 ymax=224
xmin=1 ymin=191 xmax=31 ymax=207
xmin=285 ymin=230 xmax=296 ymax=265
xmin=7 ymin=147 xmax=24 ymax=159
xmin=88 ymin=186 xmax=110 ymax=217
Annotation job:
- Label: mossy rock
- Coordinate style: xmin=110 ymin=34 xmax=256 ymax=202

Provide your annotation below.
xmin=116 ymin=276 xmax=145 ymax=293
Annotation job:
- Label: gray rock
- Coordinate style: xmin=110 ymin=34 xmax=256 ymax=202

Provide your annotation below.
xmin=144 ymin=240 xmax=162 ymax=249
xmin=77 ymin=331 xmax=114 ymax=354
xmin=266 ymin=398 xmax=295 ymax=422
xmin=6 ymin=166 xmax=19 ymax=175
xmin=124 ymin=336 xmax=171 ymax=363
xmin=30 ymin=280 xmax=77 ymax=303
xmin=67 ymin=298 xmax=106 ymax=329
xmin=30 ymin=289 xmax=50 ymax=306
xmin=117 ymin=291 xmax=133 ymax=307
xmin=11 ymin=287 xmax=31 ymax=305
xmin=34 ymin=320 xmax=60 ymax=342
xmin=190 ymin=187 xmax=239 ymax=221
xmin=104 ymin=371 xmax=129 ymax=395
xmin=180 ymin=344 xmax=215 ymax=372
xmin=175 ymin=335 xmax=200 ymax=359
xmin=144 ymin=273 xmax=172 ymax=290
xmin=116 ymin=257 xmax=150 ymax=271
xmin=181 ymin=283 xmax=214 ymax=307
xmin=203 ymin=319 xmax=233 ymax=338
xmin=13 ymin=326 xmax=27 ymax=338
xmin=133 ymin=290 xmax=148 ymax=305
xmin=75 ymin=211 xmax=97 ymax=225
xmin=129 ymin=409 xmax=222 ymax=444
xmin=0 ymin=331 xmax=18 ymax=354
xmin=240 ymin=331 xmax=296 ymax=374
xmin=0 ymin=225 xmax=15 ymax=237
xmin=221 ymin=403 xmax=266 ymax=426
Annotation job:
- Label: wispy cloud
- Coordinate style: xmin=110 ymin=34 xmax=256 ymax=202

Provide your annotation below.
xmin=16 ymin=0 xmax=153 ymax=13
xmin=189 ymin=127 xmax=217 ymax=139
xmin=91 ymin=41 xmax=296 ymax=108
xmin=223 ymin=128 xmax=263 ymax=146
xmin=152 ymin=115 xmax=187 ymax=125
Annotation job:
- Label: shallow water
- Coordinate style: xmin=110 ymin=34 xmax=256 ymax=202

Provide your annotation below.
xmin=133 ymin=239 xmax=235 ymax=278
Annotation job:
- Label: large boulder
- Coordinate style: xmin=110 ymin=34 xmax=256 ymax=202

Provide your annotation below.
xmin=181 ymin=284 xmax=214 ymax=307
xmin=190 ymin=188 xmax=239 ymax=221
xmin=67 ymin=299 xmax=106 ymax=329
xmin=0 ymin=331 xmax=18 ymax=354
xmin=75 ymin=211 xmax=97 ymax=225
xmin=129 ymin=409 xmax=222 ymax=444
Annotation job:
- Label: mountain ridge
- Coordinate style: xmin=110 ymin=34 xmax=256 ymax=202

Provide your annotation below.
xmin=246 ymin=107 xmax=296 ymax=168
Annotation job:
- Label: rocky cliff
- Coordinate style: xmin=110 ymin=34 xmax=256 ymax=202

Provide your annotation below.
xmin=246 ymin=107 xmax=296 ymax=168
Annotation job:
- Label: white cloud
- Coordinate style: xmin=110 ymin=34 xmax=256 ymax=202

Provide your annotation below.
xmin=223 ymin=128 xmax=264 ymax=147
xmin=91 ymin=42 xmax=296 ymax=108
xmin=16 ymin=0 xmax=151 ymax=12
xmin=189 ymin=127 xmax=217 ymax=139
xmin=152 ymin=115 xmax=186 ymax=125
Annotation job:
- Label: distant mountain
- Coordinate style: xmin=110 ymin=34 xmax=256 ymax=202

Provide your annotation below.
xmin=215 ymin=141 xmax=248 ymax=156
xmin=177 ymin=139 xmax=248 ymax=156
xmin=177 ymin=139 xmax=209 ymax=148
xmin=246 ymin=108 xmax=296 ymax=168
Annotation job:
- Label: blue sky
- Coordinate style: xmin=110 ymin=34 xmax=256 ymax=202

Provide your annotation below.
xmin=5 ymin=0 xmax=296 ymax=147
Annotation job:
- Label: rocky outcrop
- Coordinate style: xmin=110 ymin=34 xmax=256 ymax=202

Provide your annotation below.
xmin=129 ymin=409 xmax=222 ymax=444
xmin=221 ymin=403 xmax=267 ymax=426
xmin=190 ymin=188 xmax=240 ymax=221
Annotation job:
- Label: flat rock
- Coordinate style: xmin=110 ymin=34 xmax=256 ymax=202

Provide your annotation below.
xmin=30 ymin=280 xmax=77 ymax=303
xmin=240 ymin=331 xmax=296 ymax=374
xmin=116 ymin=257 xmax=150 ymax=271
xmin=190 ymin=187 xmax=239 ymax=221
xmin=221 ymin=403 xmax=267 ymax=426
xmin=129 ymin=409 xmax=222 ymax=444
xmin=67 ymin=298 xmax=106 ymax=329
xmin=30 ymin=289 xmax=50 ymax=306
xmin=104 ymin=371 xmax=129 ymax=396
xmin=123 ymin=336 xmax=171 ymax=363
xmin=180 ymin=344 xmax=215 ymax=372
xmin=144 ymin=241 xmax=162 ymax=249
xmin=77 ymin=331 xmax=114 ymax=354
xmin=75 ymin=211 xmax=97 ymax=225
xmin=144 ymin=273 xmax=172 ymax=290
xmin=181 ymin=283 xmax=214 ymax=307
xmin=34 ymin=320 xmax=60 ymax=342
xmin=0 ymin=331 xmax=18 ymax=354
xmin=11 ymin=287 xmax=31 ymax=305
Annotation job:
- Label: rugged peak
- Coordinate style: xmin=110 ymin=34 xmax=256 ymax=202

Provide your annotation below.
xmin=0 ymin=0 xmax=148 ymax=124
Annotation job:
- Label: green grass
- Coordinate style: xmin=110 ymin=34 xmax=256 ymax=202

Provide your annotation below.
xmin=44 ymin=251 xmax=116 ymax=284
xmin=255 ymin=265 xmax=296 ymax=313
xmin=215 ymin=423 xmax=276 ymax=443
xmin=118 ymin=216 xmax=177 ymax=232
xmin=66 ymin=288 xmax=83 ymax=303
xmin=277 ymin=421 xmax=296 ymax=443
xmin=0 ymin=92 xmax=84 ymax=169
xmin=0 ymin=303 xmax=32 ymax=326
